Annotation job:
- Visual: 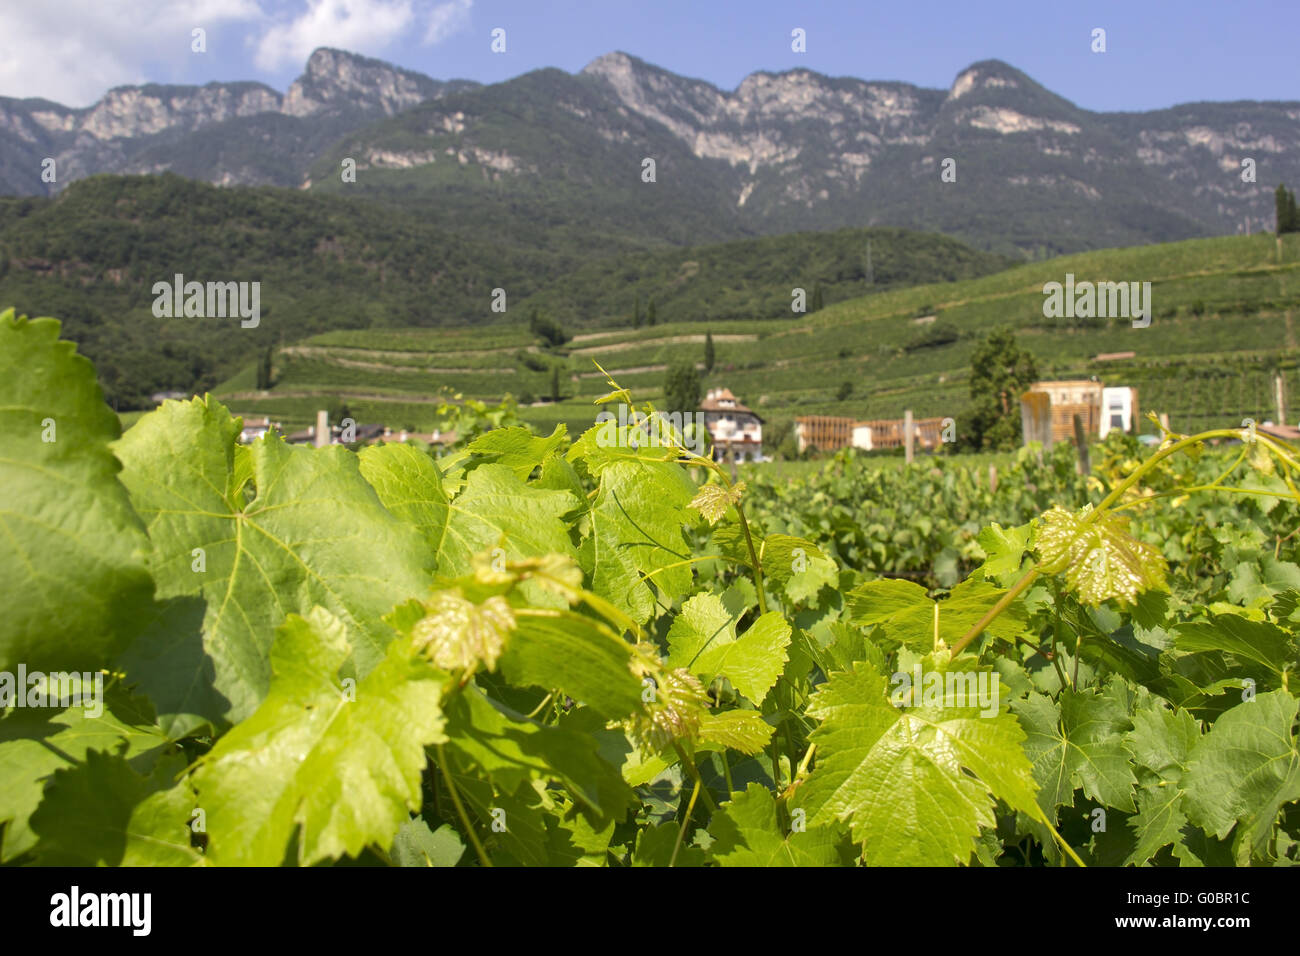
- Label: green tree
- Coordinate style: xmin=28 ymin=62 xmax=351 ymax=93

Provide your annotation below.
xmin=633 ymin=292 xmax=643 ymax=329
xmin=256 ymin=346 xmax=274 ymax=391
xmin=550 ymin=365 xmax=562 ymax=403
xmin=1276 ymin=184 xmax=1298 ymax=234
xmin=647 ymin=299 xmax=657 ymax=327
xmin=529 ymin=308 xmax=567 ymax=347
xmin=964 ymin=329 xmax=1038 ymax=451
xmin=704 ymin=331 xmax=715 ymax=372
xmin=836 ymin=380 xmax=853 ymax=401
xmin=811 ymin=282 xmax=824 ymax=312
xmin=326 ymin=397 xmax=352 ymax=427
xmin=663 ymin=360 xmax=700 ymax=413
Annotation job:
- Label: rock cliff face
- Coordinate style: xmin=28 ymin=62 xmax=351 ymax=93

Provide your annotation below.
xmin=567 ymin=53 xmax=1298 ymax=249
xmin=1 ymin=48 xmax=1296 ymax=254
xmin=282 ymin=47 xmax=474 ymax=118
xmin=0 ymin=49 xmax=478 ymax=193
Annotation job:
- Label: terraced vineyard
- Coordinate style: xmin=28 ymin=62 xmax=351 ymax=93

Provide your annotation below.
xmin=217 ymin=233 xmax=1300 ymax=441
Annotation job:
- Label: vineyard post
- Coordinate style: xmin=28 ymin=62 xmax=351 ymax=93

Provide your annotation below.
xmin=1072 ymin=414 xmax=1090 ymax=475
xmin=905 ymin=409 xmax=914 ymax=464
xmin=989 ymin=463 xmax=998 ymax=493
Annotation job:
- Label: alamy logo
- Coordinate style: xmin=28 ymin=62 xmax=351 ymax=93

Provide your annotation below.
xmin=889 ymin=664 xmax=1000 ymax=717
xmin=594 ymin=403 xmax=707 ymax=456
xmin=50 ymin=886 xmax=151 ymax=936
xmin=151 ymin=273 xmax=260 ymax=328
xmin=0 ymin=666 xmax=102 ymax=718
xmin=1042 ymin=273 xmax=1151 ymax=328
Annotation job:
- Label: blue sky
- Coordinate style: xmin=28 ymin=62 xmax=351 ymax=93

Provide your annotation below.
xmin=3 ymin=0 xmax=1297 ymax=110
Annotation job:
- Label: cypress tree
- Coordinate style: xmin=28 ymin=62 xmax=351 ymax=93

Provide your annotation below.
xmin=704 ymin=330 xmax=715 ymax=372
xmin=256 ymin=346 xmax=273 ymax=390
xmin=647 ymin=299 xmax=657 ymax=327
xmin=1277 ymin=184 xmax=1297 ymax=234
xmin=550 ymin=365 xmax=561 ymax=403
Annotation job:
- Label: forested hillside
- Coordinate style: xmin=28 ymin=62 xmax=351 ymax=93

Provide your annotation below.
xmin=0 ymin=174 xmax=1011 ymax=408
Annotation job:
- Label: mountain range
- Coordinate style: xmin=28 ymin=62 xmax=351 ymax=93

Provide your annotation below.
xmin=2 ymin=48 xmax=1297 ymax=256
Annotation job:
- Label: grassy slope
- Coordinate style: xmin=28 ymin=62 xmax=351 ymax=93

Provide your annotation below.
xmin=215 ymin=233 xmax=1300 ymax=438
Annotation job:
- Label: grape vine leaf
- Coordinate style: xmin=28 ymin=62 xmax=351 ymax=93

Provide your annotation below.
xmin=580 ymin=459 xmax=697 ymax=625
xmin=389 ymin=817 xmax=464 ymax=867
xmin=666 ymin=596 xmax=791 ymax=703
xmin=761 ymin=534 xmax=839 ymax=605
xmin=697 ymin=710 xmax=774 ymax=755
xmin=442 ymin=685 xmax=633 ymax=821
xmin=114 ymin=398 xmax=432 ymax=725
xmin=466 ymin=425 xmax=567 ymax=480
xmin=193 ymin=608 xmax=449 ymax=866
xmin=568 ymin=418 xmax=681 ymax=474
xmin=796 ymin=656 xmax=1045 ymax=865
xmin=846 ymin=578 xmax=1028 ymax=650
xmin=1122 ymin=698 xmax=1201 ymax=865
xmin=436 ymin=462 xmax=578 ymax=606
xmin=805 ymin=621 xmax=888 ymax=679
xmin=975 ymin=522 xmax=1033 ymax=585
xmin=1182 ymin=690 xmax=1300 ymax=861
xmin=116 ymin=595 xmax=226 ymax=739
xmin=708 ymin=783 xmax=850 ymax=866
xmin=1126 ymin=696 xmax=1201 ymax=784
xmin=29 ymin=751 xmax=200 ymax=866
xmin=445 ymin=768 xmax=551 ymax=866
xmin=0 ymin=312 xmax=154 ymax=672
xmin=1011 ymin=680 xmax=1138 ymax=815
xmin=0 ymin=686 xmax=171 ymax=862
xmin=688 ymin=481 xmax=745 ymax=525
xmin=358 ymin=442 xmax=449 ymax=566
xmin=1174 ymin=615 xmax=1297 ymax=687
xmin=545 ymin=798 xmax=617 ymax=866
xmin=632 ymin=821 xmax=706 ymax=866
xmin=1033 ymin=505 xmax=1168 ymax=606
xmin=500 ymin=609 xmax=644 ymax=719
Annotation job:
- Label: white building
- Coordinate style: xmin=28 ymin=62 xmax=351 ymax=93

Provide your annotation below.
xmin=701 ymin=388 xmax=764 ymax=462
xmin=239 ymin=416 xmax=278 ymax=443
xmin=1100 ymin=386 xmax=1138 ymax=438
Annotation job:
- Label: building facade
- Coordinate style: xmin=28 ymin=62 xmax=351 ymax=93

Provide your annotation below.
xmin=701 ymin=388 xmax=764 ymax=462
xmin=795 ymin=414 xmax=945 ymax=453
xmin=1021 ymin=380 xmax=1138 ymax=446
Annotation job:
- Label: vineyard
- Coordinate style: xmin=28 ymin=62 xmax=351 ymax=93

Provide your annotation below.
xmin=210 ymin=232 xmax=1300 ymax=441
xmin=3 ymin=308 xmax=1300 ymax=867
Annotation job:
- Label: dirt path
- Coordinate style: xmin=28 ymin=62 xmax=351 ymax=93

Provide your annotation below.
xmin=221 ymin=390 xmax=461 ymax=404
xmin=282 ymin=344 xmax=534 ymax=361
xmin=570 ymin=333 xmax=757 ymax=355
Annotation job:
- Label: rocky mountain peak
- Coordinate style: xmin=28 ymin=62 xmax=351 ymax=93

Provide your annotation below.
xmin=283 ymin=47 xmax=451 ymax=117
xmin=946 ymin=59 xmax=1026 ymax=101
xmin=581 ymin=51 xmax=635 ymax=77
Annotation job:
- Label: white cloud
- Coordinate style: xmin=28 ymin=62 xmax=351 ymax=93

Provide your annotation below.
xmin=0 ymin=0 xmax=264 ymax=107
xmin=0 ymin=0 xmax=472 ymax=108
xmin=253 ymin=0 xmax=472 ymax=71
xmin=423 ymin=0 xmax=472 ymax=46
